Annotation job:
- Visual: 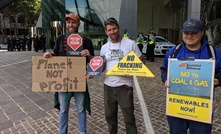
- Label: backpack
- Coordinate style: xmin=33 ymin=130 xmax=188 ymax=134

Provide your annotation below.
xmin=171 ymin=44 xmax=216 ymax=60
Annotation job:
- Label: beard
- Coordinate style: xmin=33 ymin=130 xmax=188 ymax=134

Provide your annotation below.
xmin=110 ymin=34 xmax=120 ymax=42
xmin=68 ymin=27 xmax=78 ymax=33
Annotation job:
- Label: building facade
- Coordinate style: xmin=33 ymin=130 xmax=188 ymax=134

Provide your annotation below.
xmin=1 ymin=0 xmax=221 ymax=47
xmin=35 ymin=0 xmax=205 ymax=46
xmin=40 ymin=0 xmax=137 ymax=48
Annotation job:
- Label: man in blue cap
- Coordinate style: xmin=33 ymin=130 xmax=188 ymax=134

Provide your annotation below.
xmin=161 ymin=18 xmax=221 ymax=134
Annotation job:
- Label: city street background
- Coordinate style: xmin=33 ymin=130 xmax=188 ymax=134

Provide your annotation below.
xmin=0 ymin=50 xmax=221 ymax=134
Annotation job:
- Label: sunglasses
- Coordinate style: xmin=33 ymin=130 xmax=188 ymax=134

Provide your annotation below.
xmin=104 ymin=18 xmax=118 ymax=25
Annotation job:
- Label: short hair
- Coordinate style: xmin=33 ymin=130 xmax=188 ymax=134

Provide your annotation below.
xmin=104 ymin=17 xmax=119 ymax=28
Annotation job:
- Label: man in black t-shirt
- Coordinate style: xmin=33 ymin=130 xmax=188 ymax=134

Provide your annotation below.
xmin=43 ymin=12 xmax=94 ymax=134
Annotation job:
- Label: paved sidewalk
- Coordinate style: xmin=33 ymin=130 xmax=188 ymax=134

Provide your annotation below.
xmin=0 ymin=50 xmax=221 ymax=134
xmin=0 ymin=50 xmax=146 ymax=134
xmin=139 ymin=57 xmax=221 ymax=134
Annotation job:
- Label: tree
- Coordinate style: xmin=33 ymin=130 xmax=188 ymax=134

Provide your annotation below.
xmin=0 ymin=0 xmax=41 ymax=36
xmin=16 ymin=0 xmax=41 ymax=28
xmin=201 ymin=0 xmax=221 ymax=48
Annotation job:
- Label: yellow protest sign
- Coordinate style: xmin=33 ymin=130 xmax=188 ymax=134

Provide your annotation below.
xmin=166 ymin=58 xmax=215 ymax=124
xmin=106 ymin=51 xmax=154 ymax=77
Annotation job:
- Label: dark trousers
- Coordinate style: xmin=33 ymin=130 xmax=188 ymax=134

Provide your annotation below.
xmin=137 ymin=44 xmax=143 ymax=53
xmin=16 ymin=43 xmax=21 ymax=51
xmin=22 ymin=43 xmax=26 ymax=51
xmin=167 ymin=116 xmax=212 ymax=134
xmin=7 ymin=43 xmax=13 ymax=51
xmin=104 ymin=84 xmax=137 ymax=134
xmin=42 ymin=42 xmax=46 ymax=52
xmin=146 ymin=44 xmax=155 ymax=61
xmin=34 ymin=43 xmax=39 ymax=52
xmin=27 ymin=43 xmax=32 ymax=51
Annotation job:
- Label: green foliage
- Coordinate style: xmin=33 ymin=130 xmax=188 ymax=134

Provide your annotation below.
xmin=0 ymin=0 xmax=41 ymax=26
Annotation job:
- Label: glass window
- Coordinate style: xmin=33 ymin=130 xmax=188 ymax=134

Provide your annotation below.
xmin=66 ymin=0 xmax=77 ymax=14
xmin=156 ymin=37 xmax=168 ymax=42
xmin=65 ymin=0 xmax=104 ymax=35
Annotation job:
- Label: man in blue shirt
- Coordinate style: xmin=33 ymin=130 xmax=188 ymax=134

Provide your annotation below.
xmin=161 ymin=18 xmax=221 ymax=134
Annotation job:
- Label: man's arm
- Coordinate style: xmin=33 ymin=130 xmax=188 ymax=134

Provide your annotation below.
xmin=160 ymin=67 xmax=167 ymax=83
xmin=139 ymin=55 xmax=145 ymax=64
xmin=214 ymin=48 xmax=221 ymax=87
xmin=102 ymin=62 xmax=106 ymax=72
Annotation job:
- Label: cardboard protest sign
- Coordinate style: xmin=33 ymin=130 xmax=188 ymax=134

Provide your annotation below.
xmin=166 ymin=58 xmax=215 ymax=124
xmin=66 ymin=33 xmax=83 ymax=56
xmin=32 ymin=56 xmax=86 ymax=92
xmin=86 ymin=56 xmax=105 ymax=76
xmin=106 ymin=51 xmax=154 ymax=77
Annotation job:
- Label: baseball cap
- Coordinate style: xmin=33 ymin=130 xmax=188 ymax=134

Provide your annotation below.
xmin=181 ymin=18 xmax=204 ymax=32
xmin=64 ymin=13 xmax=80 ymax=22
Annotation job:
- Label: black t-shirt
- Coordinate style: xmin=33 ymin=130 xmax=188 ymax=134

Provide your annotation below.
xmin=53 ymin=34 xmax=95 ymax=63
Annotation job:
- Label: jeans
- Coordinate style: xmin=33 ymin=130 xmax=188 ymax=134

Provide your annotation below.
xmin=104 ymin=84 xmax=137 ymax=134
xmin=58 ymin=92 xmax=86 ymax=134
xmin=167 ymin=116 xmax=212 ymax=134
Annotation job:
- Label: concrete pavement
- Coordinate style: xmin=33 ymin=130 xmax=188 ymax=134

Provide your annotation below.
xmin=0 ymin=50 xmax=221 ymax=134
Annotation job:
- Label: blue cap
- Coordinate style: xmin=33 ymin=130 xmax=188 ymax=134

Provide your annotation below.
xmin=181 ymin=18 xmax=204 ymax=32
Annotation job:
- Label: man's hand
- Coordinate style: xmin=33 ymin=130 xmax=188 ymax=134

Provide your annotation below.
xmin=164 ymin=80 xmax=170 ymax=89
xmin=214 ymin=78 xmax=219 ymax=86
xmin=85 ymin=74 xmax=94 ymax=79
xmin=81 ymin=49 xmax=91 ymax=58
xmin=43 ymin=51 xmax=53 ymax=58
xmin=124 ymin=74 xmax=132 ymax=77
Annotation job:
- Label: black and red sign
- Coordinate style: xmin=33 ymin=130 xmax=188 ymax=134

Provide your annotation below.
xmin=66 ymin=33 xmax=83 ymax=56
xmin=87 ymin=56 xmax=105 ymax=76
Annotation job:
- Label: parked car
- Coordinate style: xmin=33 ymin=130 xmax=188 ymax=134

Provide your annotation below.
xmin=142 ymin=35 xmax=176 ymax=56
xmin=0 ymin=43 xmax=7 ymax=49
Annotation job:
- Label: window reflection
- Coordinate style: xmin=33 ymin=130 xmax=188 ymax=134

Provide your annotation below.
xmin=65 ymin=0 xmax=104 ymax=34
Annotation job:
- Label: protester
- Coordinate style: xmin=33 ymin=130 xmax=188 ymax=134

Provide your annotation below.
xmin=43 ymin=12 xmax=94 ymax=134
xmin=160 ymin=18 xmax=221 ymax=134
xmin=100 ymin=17 xmax=145 ymax=134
